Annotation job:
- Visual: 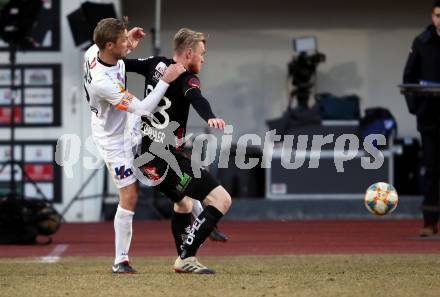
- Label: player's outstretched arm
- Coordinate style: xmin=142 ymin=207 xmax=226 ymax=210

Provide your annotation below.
xmin=115 ymin=64 xmax=186 ymax=116
xmin=124 ymin=58 xmax=152 ymax=76
xmin=161 ymin=64 xmax=186 ymax=83
xmin=118 ymin=83 xmax=168 ymax=116
xmin=184 ymin=77 xmax=226 ymax=130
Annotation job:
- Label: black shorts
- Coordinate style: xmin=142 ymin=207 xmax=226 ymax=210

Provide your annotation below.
xmin=140 ymin=152 xmax=220 ymax=202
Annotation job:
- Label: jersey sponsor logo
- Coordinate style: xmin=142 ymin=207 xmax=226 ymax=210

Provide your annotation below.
xmin=114 ymin=165 xmax=133 ymax=180
xmin=153 ymin=62 xmax=167 ymax=82
xmin=188 ymin=77 xmax=200 ymax=88
xmin=142 ymin=166 xmax=161 ymax=181
xmin=179 ymin=226 xmax=191 ymax=251
xmin=176 ymin=172 xmax=192 ymax=193
xmin=140 ymin=122 xmax=166 ymax=143
xmin=185 ymin=217 xmax=206 ymax=245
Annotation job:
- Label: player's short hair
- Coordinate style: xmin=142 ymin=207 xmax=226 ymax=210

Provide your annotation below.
xmin=173 ymin=28 xmax=206 ymax=54
xmin=434 ymin=1 xmax=440 ymax=9
xmin=93 ymin=17 xmax=128 ymax=50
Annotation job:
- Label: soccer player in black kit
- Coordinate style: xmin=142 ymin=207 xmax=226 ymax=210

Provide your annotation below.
xmin=124 ymin=28 xmax=232 ymax=274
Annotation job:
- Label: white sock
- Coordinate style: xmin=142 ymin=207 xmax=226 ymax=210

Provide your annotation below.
xmin=114 ymin=205 xmax=134 ymax=265
xmin=191 ymin=199 xmax=204 ymax=219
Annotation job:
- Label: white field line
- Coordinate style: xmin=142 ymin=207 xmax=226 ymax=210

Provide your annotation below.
xmin=39 ymin=244 xmax=69 ymax=263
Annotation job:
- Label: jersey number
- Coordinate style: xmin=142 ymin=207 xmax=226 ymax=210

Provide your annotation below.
xmin=146 ymin=84 xmax=171 ymax=129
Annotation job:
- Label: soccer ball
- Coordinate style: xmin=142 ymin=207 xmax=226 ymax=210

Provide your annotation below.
xmin=364 ymin=182 xmax=398 ymax=215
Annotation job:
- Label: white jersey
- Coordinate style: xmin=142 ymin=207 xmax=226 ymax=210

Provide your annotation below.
xmin=83 ymin=44 xmax=131 ymax=148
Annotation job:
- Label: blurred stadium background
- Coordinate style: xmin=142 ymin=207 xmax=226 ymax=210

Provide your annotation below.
xmin=0 ymin=0 xmax=429 ymax=220
xmin=1 ymin=1 xmax=440 ymax=296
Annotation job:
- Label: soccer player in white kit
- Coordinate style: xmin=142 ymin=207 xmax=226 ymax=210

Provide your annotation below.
xmin=83 ymin=17 xmax=185 ymax=273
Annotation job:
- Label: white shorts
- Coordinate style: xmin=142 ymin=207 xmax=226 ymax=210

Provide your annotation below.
xmin=94 ymin=137 xmax=139 ymax=189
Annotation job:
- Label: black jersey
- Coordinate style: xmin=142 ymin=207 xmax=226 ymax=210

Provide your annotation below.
xmin=124 ymin=57 xmax=216 ymax=153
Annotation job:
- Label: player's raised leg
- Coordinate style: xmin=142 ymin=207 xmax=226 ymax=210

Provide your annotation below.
xmin=174 ymin=186 xmax=232 ymax=274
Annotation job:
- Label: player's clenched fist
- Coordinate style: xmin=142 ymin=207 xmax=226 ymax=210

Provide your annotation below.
xmin=162 ymin=64 xmax=186 ymax=83
xmin=208 ymin=118 xmax=226 ymax=129
xmin=127 ymin=27 xmax=145 ymax=50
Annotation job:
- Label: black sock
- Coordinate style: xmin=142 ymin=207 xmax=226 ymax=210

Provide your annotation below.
xmin=180 ymin=205 xmax=223 ymax=259
xmin=171 ymin=211 xmax=192 ymax=255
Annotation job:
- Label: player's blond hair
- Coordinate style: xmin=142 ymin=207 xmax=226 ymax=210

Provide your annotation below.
xmin=173 ymin=28 xmax=206 ymax=54
xmin=93 ymin=17 xmax=128 ymax=50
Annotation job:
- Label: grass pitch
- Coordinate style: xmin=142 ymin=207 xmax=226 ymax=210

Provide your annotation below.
xmin=1 ymin=255 xmax=440 ymax=297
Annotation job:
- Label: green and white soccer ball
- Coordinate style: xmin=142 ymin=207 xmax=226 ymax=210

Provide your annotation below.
xmin=364 ymin=182 xmax=398 ymax=216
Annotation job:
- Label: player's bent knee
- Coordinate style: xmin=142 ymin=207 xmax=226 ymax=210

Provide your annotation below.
xmin=204 ymin=186 xmax=232 ymax=214
xmin=222 ymin=192 xmax=232 ymax=212
xmin=174 ymin=196 xmax=193 ymax=213
xmin=218 ymin=190 xmax=232 ymax=211
xmin=118 ymin=183 xmax=138 ymax=211
xmin=119 ymin=194 xmax=138 ymax=211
